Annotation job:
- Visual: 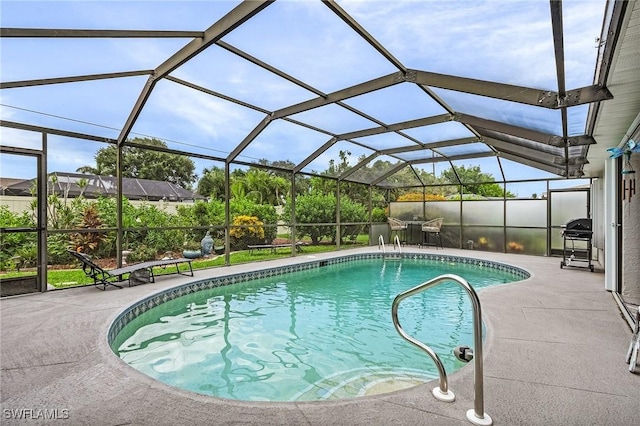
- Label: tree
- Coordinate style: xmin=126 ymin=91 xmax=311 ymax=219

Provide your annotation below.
xmin=441 ymin=165 xmax=514 ymax=198
xmin=283 ymin=193 xmax=336 ymax=245
xmin=251 ymin=168 xmax=289 ymax=206
xmin=197 ymin=166 xmax=226 ymax=198
xmin=338 ymin=197 xmax=368 ymax=243
xmin=282 ymin=192 xmax=368 ymax=245
xmin=77 ymin=137 xmax=196 ymax=189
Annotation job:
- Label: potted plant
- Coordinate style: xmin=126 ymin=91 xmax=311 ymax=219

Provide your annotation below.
xmin=182 ymin=241 xmax=202 ymax=259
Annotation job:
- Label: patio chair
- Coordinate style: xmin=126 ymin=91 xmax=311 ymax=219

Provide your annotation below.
xmin=388 ymin=217 xmax=407 ymax=244
xmin=67 ymin=249 xmax=193 ymax=290
xmin=421 ymin=217 xmax=444 ymax=249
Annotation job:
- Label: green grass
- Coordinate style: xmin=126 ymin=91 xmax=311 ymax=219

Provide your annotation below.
xmin=1 ymin=241 xmax=367 ymax=289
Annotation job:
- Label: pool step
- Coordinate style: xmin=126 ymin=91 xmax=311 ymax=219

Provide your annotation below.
xmin=290 ymin=367 xmax=436 ymax=401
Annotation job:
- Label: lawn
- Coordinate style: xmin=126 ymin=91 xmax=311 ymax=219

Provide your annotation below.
xmin=0 ymin=242 xmax=362 ymax=289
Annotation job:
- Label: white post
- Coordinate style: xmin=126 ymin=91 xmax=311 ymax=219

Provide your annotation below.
xmin=604 ymin=159 xmax=618 ymax=292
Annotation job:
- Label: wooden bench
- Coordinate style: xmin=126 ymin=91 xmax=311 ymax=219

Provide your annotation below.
xmin=247 ymin=242 xmax=305 ymax=255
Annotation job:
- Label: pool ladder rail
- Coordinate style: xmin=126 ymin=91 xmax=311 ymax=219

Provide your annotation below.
xmin=391 ymin=274 xmax=493 ymax=426
xmin=378 ymin=235 xmax=402 ymax=259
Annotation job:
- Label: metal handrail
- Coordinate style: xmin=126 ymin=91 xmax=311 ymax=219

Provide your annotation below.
xmin=393 ymin=235 xmax=402 ymax=253
xmin=378 ymin=234 xmax=386 ymax=253
xmin=391 ymin=274 xmax=492 ymax=426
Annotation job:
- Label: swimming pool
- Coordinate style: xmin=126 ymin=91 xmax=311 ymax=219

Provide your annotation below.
xmin=109 ymin=253 xmax=528 ymax=402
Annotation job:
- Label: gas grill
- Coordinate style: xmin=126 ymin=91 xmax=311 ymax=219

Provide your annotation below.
xmin=560 ymin=218 xmax=594 ymax=272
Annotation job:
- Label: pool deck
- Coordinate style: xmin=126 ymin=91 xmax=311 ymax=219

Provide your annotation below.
xmin=1 ymin=247 xmax=638 ymax=425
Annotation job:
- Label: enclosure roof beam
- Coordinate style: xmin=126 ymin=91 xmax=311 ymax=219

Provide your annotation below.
xmin=371 ymin=162 xmax=410 ymax=186
xmin=421 ymin=137 xmax=479 ymax=150
xmin=322 ymin=0 xmax=406 ymax=73
xmin=379 ymin=145 xmax=426 ymax=156
xmin=409 ymin=151 xmax=495 ymax=165
xmin=412 ymin=69 xmax=612 ymax=109
xmin=168 ymin=76 xmax=335 ymax=140
xmin=339 ymin=152 xmax=380 ymax=181
xmin=498 ymin=151 xmax=567 ymax=177
xmin=413 ymin=69 xmax=549 ymax=107
xmin=1 ymin=70 xmax=152 ymax=89
xmin=215 ymin=40 xmax=323 ymax=97
xmin=483 ymin=137 xmax=562 ymax=166
xmin=0 ymin=28 xmax=204 ymax=38
xmin=272 ymin=72 xmax=404 ymax=119
xmin=337 ymin=114 xmax=452 ymax=140
xmin=227 ymin=115 xmax=273 ymax=163
xmin=457 ymin=113 xmax=569 ymax=147
xmin=166 ymin=75 xmax=271 ymax=114
xmin=154 ymin=1 xmax=272 ymax=80
xmin=362 ymin=137 xmax=477 ymax=159
xmin=294 ymin=137 xmax=339 ymax=174
xmin=1 ymin=119 xmax=116 ymax=143
xmin=585 ymin=0 xmax=627 ymax=135
xmin=336 ymin=138 xmax=476 ymax=181
xmin=483 ymin=136 xmax=581 ymax=176
xmin=216 ymin=40 xmax=394 ymax=132
xmin=117 ymin=0 xmax=273 ymax=146
xmin=550 ymin=0 xmax=570 ymax=178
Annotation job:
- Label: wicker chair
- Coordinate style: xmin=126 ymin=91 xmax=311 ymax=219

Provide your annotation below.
xmin=387 ymin=217 xmax=407 ymax=244
xmin=421 ymin=217 xmax=444 ymax=249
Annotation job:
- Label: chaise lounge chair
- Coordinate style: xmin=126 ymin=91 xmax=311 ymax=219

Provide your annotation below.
xmin=67 ymin=249 xmax=194 ymax=290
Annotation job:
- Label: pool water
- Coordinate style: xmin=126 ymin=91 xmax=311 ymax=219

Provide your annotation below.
xmin=111 ymin=257 xmax=524 ymax=401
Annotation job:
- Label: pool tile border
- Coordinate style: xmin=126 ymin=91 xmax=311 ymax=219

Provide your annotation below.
xmin=107 ymin=252 xmax=529 ymax=345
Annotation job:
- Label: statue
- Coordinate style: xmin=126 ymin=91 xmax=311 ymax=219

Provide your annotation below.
xmin=201 ymin=231 xmax=214 ymax=255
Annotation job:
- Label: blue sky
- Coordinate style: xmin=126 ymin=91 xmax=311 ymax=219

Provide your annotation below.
xmin=0 ymin=0 xmax=607 ymax=195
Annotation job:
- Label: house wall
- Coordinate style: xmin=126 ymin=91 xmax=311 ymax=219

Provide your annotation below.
xmin=0 ymin=195 xmax=32 ymax=213
xmin=622 ymin=154 xmax=640 ymax=304
xmin=0 ymin=195 xmax=194 ymax=215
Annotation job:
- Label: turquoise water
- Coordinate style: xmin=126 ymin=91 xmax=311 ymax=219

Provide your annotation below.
xmin=112 ymin=258 xmax=524 ymax=401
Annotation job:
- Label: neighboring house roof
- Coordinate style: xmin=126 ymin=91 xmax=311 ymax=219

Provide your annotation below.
xmin=1 ymin=172 xmax=204 ymax=202
xmin=0 ymin=178 xmax=29 ymax=192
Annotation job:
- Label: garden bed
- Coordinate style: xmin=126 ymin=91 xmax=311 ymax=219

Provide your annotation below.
xmin=0 ymin=275 xmax=38 ymax=297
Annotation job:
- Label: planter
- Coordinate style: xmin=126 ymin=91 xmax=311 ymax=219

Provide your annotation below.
xmin=122 ymin=250 xmax=132 ymax=265
xmin=181 ymin=249 xmax=202 ymax=259
xmin=1 ymin=275 xmax=38 ymax=297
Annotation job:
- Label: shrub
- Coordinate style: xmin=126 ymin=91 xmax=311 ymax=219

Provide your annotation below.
xmin=126 ymin=244 xmax=157 ymax=263
xmin=229 ymin=215 xmax=265 ymax=250
xmin=47 ymin=233 xmax=72 ymax=265
xmin=0 ymin=206 xmax=35 ymax=270
xmin=371 ymin=207 xmax=387 ymax=223
xmin=397 ymin=193 xmax=447 ymax=201
xmin=15 ymin=243 xmax=37 ymax=268
xmin=133 ymin=203 xmax=183 ymax=255
xmin=70 ymin=204 xmax=105 ymax=255
xmin=230 ymin=198 xmax=277 ymax=242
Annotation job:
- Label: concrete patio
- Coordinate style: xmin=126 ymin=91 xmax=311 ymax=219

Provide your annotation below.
xmin=1 ymin=247 xmax=638 ymax=425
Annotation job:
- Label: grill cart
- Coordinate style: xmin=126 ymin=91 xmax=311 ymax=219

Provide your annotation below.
xmin=560 ymin=218 xmax=594 ymax=272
